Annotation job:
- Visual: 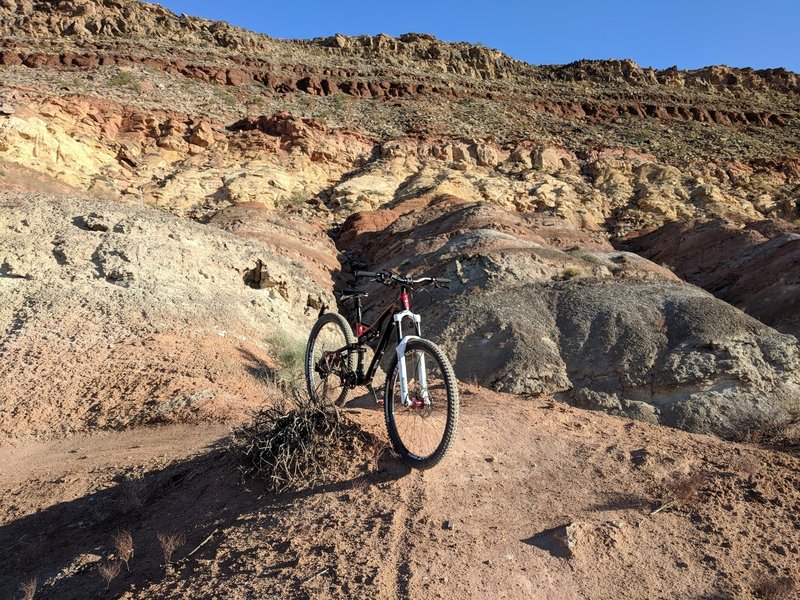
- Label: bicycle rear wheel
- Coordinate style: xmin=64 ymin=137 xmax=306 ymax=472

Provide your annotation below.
xmin=384 ymin=338 xmax=459 ymax=469
xmin=305 ymin=312 xmax=356 ymax=406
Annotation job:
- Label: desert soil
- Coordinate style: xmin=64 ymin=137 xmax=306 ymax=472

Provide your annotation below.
xmin=1 ymin=385 xmax=797 ymax=599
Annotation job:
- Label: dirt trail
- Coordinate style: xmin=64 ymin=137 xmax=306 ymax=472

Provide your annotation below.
xmin=1 ymin=387 xmax=798 ymax=599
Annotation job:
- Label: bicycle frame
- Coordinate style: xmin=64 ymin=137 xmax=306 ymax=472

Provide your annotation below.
xmin=333 ymin=286 xmax=429 ymax=406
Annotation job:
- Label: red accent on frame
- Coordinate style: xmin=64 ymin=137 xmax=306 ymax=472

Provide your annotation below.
xmin=400 ymin=292 xmax=410 ymax=310
xmin=356 ymin=323 xmax=369 ymax=336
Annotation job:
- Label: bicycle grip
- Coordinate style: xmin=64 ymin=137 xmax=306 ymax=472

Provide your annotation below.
xmin=355 ymin=270 xmax=378 ymax=278
xmin=435 ymin=277 xmax=452 ymax=285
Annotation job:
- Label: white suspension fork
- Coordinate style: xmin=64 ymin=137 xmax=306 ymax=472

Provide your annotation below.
xmin=394 ymin=310 xmax=429 ymax=406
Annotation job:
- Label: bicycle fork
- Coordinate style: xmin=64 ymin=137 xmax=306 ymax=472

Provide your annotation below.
xmin=393 ymin=310 xmax=430 ymax=407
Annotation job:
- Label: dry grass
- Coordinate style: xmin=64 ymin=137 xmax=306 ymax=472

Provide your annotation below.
xmin=119 ymin=477 xmax=146 ymax=513
xmin=265 ymin=331 xmax=307 ymax=393
xmin=97 ymin=559 xmax=121 ymax=590
xmin=651 ymin=471 xmax=707 ymax=514
xmin=229 ymin=390 xmax=375 ymax=492
xmin=561 ymin=266 xmax=582 ymax=279
xmin=731 ymin=454 xmax=761 ymax=479
xmin=733 ymin=407 xmax=800 ymax=454
xmin=18 ymin=577 xmax=36 ymax=600
xmin=113 ymin=530 xmax=134 ymax=572
xmin=157 ymin=530 xmax=186 ymax=565
xmin=752 ymin=576 xmax=796 ymax=600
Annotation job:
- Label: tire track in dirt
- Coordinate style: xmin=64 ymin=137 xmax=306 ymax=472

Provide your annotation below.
xmin=393 ymin=472 xmax=425 ymax=599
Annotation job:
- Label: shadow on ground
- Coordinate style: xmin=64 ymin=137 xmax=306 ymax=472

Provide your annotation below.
xmin=1 ymin=435 xmax=410 ymax=599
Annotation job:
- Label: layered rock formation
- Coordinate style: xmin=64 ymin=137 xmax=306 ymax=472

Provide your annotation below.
xmin=620 ymin=219 xmax=800 ymax=338
xmin=0 ymin=0 xmax=798 ymax=440
xmin=338 ymin=196 xmax=800 ymax=436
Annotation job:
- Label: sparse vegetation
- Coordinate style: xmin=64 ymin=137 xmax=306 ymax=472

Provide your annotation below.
xmin=267 ymin=331 xmax=307 ymax=392
xmin=731 ymin=454 xmax=761 ymax=480
xmin=561 ymin=266 xmax=582 ymax=279
xmin=731 ymin=405 xmax=800 ymax=452
xmin=157 ymin=530 xmax=186 ymax=565
xmin=330 ymin=93 xmax=348 ymax=110
xmin=752 ymin=576 xmax=796 ymax=600
xmin=97 ymin=558 xmax=121 ymax=590
xmin=229 ymin=389 xmax=375 ymax=492
xmin=214 ymin=87 xmax=238 ymax=108
xmin=651 ymin=471 xmax=707 ymax=514
xmin=107 ymin=71 xmax=141 ymax=92
xmin=113 ymin=530 xmax=134 ymax=572
xmin=119 ymin=477 xmax=146 ymax=513
xmin=18 ymin=577 xmax=36 ymax=600
xmin=279 ymin=189 xmax=309 ymax=209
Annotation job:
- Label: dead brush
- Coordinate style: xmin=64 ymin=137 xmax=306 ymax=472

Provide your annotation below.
xmin=730 ymin=403 xmax=800 ymax=454
xmin=157 ymin=530 xmax=186 ymax=566
xmin=18 ymin=577 xmax=36 ymax=600
xmin=651 ymin=471 xmax=707 ymax=515
xmin=113 ymin=530 xmax=134 ymax=572
xmin=97 ymin=558 xmax=121 ymax=591
xmin=228 ymin=388 xmax=375 ymax=493
xmin=752 ymin=576 xmax=797 ymax=600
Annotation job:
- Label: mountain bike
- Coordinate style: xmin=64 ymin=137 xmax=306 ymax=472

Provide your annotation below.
xmin=304 ymin=270 xmax=459 ymax=470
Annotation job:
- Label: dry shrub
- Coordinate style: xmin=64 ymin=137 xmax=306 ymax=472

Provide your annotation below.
xmin=119 ymin=477 xmax=146 ymax=513
xmin=229 ymin=390 xmax=374 ymax=492
xmin=18 ymin=577 xmax=36 ymax=600
xmin=113 ymin=530 xmax=134 ymax=572
xmin=97 ymin=559 xmax=121 ymax=590
xmin=731 ymin=402 xmax=800 ymax=454
xmin=731 ymin=454 xmax=761 ymax=479
xmin=651 ymin=471 xmax=707 ymax=514
xmin=668 ymin=471 xmax=707 ymax=506
xmin=753 ymin=576 xmax=796 ymax=600
xmin=157 ymin=530 xmax=186 ymax=565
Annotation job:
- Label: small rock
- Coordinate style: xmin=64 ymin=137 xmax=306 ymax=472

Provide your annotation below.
xmin=0 ymin=103 xmax=14 ymax=115
xmin=188 ymin=120 xmax=216 ymax=148
xmin=442 ymin=520 xmax=453 ymax=530
xmin=525 ymin=523 xmax=578 ymax=558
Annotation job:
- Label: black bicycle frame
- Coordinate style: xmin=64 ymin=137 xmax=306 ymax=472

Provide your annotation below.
xmin=350 ymin=285 xmax=421 ymax=386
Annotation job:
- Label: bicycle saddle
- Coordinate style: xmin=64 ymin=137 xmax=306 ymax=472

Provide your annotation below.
xmin=338 ymin=288 xmax=369 ymax=300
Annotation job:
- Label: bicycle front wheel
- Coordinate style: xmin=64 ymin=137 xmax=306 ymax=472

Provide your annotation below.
xmin=384 ymin=338 xmax=459 ymax=469
xmin=305 ymin=312 xmax=356 ymax=406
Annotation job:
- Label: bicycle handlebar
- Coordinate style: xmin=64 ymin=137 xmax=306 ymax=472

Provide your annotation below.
xmin=354 ymin=270 xmax=451 ymax=287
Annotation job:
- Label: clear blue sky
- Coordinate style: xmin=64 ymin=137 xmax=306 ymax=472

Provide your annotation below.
xmin=157 ymin=0 xmax=799 ymax=73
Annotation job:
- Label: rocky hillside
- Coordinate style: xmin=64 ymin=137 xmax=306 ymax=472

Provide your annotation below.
xmin=0 ymin=0 xmax=798 ymax=440
xmin=2 ymin=3 xmax=800 ymax=599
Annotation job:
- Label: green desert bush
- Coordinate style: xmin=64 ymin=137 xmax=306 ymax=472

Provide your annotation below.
xmin=107 ymin=71 xmax=141 ymax=92
xmin=267 ymin=331 xmax=306 ymax=392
